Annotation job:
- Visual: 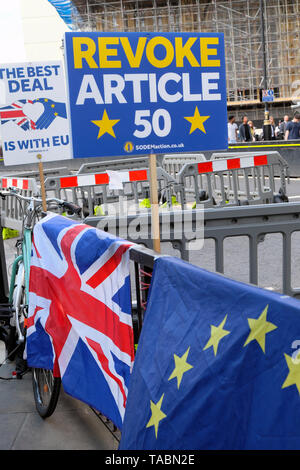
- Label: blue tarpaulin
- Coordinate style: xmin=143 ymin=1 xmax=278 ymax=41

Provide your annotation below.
xmin=48 ymin=0 xmax=73 ymax=29
xmin=120 ymin=256 xmax=300 ymax=450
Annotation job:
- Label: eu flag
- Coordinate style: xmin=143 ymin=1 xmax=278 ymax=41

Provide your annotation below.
xmin=119 ymin=256 xmax=300 ymax=450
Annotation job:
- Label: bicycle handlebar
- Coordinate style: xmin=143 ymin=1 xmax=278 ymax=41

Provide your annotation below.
xmin=61 ymin=201 xmax=82 ymax=216
xmin=0 ymin=190 xmax=82 ymax=216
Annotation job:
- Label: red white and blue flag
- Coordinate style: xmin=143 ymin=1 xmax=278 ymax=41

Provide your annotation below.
xmin=0 ymin=100 xmax=36 ymax=130
xmin=26 ymin=213 xmax=134 ymax=429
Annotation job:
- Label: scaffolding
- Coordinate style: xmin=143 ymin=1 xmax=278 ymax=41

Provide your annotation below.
xmin=72 ymin=0 xmax=300 ymax=117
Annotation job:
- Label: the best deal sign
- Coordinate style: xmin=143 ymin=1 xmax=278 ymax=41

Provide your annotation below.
xmin=0 ymin=61 xmax=71 ymax=166
xmin=65 ymin=32 xmax=227 ymax=158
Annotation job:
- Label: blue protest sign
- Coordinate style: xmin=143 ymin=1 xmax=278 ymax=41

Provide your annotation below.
xmin=64 ymin=32 xmax=228 ymax=159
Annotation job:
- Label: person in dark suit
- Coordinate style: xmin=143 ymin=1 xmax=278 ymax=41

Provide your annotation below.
xmin=278 ymin=115 xmax=290 ymax=139
xmin=238 ymin=115 xmax=252 ymax=142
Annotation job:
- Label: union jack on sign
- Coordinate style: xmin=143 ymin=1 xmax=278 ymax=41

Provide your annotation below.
xmin=0 ymin=100 xmax=37 ymax=130
xmin=26 ymin=213 xmax=134 ymax=429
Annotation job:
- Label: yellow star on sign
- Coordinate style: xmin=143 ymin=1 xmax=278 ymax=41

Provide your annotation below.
xmin=146 ymin=394 xmax=167 ymax=439
xmin=243 ymin=305 xmax=277 ymax=353
xmin=282 ymin=353 xmax=300 ymax=395
xmin=184 ymin=106 xmax=210 ymax=134
xmin=168 ymin=347 xmax=193 ymax=389
xmin=203 ymin=314 xmax=230 ymax=356
xmin=91 ymin=109 xmax=120 ymax=139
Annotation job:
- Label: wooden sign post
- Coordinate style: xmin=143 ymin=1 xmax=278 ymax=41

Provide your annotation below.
xmin=37 ymin=154 xmax=47 ymax=212
xmin=149 ymin=153 xmax=161 ymax=253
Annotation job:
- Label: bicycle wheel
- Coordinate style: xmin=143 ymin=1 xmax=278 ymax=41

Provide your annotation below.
xmin=32 ymin=368 xmax=61 ymax=418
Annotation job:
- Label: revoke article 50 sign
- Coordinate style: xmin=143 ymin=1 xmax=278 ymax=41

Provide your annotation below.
xmin=65 ymin=32 xmax=228 ymax=158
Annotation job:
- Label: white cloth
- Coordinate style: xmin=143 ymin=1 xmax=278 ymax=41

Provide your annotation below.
xmin=107 ymin=170 xmax=125 ymax=190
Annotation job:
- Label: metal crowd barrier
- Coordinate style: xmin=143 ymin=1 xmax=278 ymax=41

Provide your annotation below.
xmin=85 ymin=209 xmax=199 ymax=261
xmin=85 ymin=201 xmax=300 ymax=299
xmin=0 ymin=177 xmax=39 ymax=231
xmin=77 ymin=154 xmax=206 ymax=179
xmin=178 ymin=153 xmax=289 ymax=209
xmin=0 ymin=152 xmax=291 ymax=230
xmin=211 ymin=150 xmax=289 ymax=191
xmin=161 ymin=153 xmax=206 ymax=178
xmin=76 ymin=156 xmax=152 ymax=174
xmin=0 ymin=167 xmax=71 ymax=180
xmin=0 ymin=167 xmax=72 ymax=228
xmin=44 ymin=167 xmax=178 ymax=217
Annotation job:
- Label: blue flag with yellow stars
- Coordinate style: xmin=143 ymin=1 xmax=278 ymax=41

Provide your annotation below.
xmin=119 ymin=256 xmax=300 ymax=450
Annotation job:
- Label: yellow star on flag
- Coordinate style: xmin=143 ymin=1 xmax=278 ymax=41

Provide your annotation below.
xmin=282 ymin=353 xmax=300 ymax=395
xmin=184 ymin=106 xmax=210 ymax=134
xmin=203 ymin=314 xmax=230 ymax=356
xmin=243 ymin=305 xmax=277 ymax=353
xmin=146 ymin=394 xmax=167 ymax=439
xmin=168 ymin=347 xmax=193 ymax=389
xmin=91 ymin=109 xmax=120 ymax=139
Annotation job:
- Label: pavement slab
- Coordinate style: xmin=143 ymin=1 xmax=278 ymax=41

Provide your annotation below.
xmin=0 ymin=348 xmax=118 ymax=450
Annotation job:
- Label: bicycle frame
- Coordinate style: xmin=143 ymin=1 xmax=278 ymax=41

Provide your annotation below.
xmin=8 ymin=228 xmax=32 ymax=342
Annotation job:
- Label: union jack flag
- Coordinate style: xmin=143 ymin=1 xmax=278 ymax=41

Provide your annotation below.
xmin=26 ymin=213 xmax=134 ymax=429
xmin=0 ymin=100 xmax=36 ymax=130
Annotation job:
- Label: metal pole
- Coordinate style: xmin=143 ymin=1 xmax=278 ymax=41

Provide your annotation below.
xmin=260 ymin=0 xmax=272 ymax=140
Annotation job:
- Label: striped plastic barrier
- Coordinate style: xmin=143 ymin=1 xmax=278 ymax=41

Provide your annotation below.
xmin=0 ymin=177 xmax=38 ymax=193
xmin=197 ymin=154 xmax=268 ymax=174
xmin=57 ymin=169 xmax=149 ymax=189
xmin=178 ymin=153 xmax=289 ymax=208
xmin=44 ymin=167 xmax=177 ymax=217
xmin=0 ymin=176 xmax=39 ymax=230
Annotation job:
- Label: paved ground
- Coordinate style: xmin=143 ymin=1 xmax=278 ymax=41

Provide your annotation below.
xmin=0 ymin=354 xmax=118 ymax=450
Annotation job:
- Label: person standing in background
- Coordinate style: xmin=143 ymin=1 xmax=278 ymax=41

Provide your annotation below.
xmin=278 ymin=115 xmax=290 ymax=139
xmin=228 ymin=115 xmax=238 ymax=143
xmin=269 ymin=116 xmax=276 ymax=140
xmin=285 ymin=112 xmax=300 ymax=140
xmin=248 ymin=120 xmax=256 ymax=141
xmin=238 ymin=115 xmax=252 ymax=142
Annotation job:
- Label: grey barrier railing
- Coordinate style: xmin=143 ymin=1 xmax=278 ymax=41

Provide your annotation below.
xmin=76 ymin=156 xmax=153 ymax=174
xmin=177 ymin=152 xmax=289 ymax=209
xmin=84 ymin=209 xmax=198 ymax=261
xmin=44 ymin=167 xmax=179 ymax=217
xmin=76 ymin=154 xmax=204 ymax=177
xmin=0 ymin=152 xmax=291 ymax=232
xmin=0 ymin=167 xmax=71 ymax=179
xmin=162 ymin=153 xmax=206 ymax=178
xmin=43 ymin=153 xmax=290 ymax=215
xmin=84 ymin=201 xmax=300 ymax=299
xmin=211 ymin=150 xmax=290 ymax=186
xmin=0 ymin=177 xmax=39 ymax=231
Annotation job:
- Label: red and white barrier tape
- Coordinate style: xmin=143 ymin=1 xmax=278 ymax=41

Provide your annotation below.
xmin=197 ymin=155 xmax=268 ymax=174
xmin=58 ymin=169 xmax=148 ymax=189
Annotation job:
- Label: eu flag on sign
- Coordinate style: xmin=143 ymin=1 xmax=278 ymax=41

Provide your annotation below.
xmin=119 ymin=256 xmax=300 ymax=450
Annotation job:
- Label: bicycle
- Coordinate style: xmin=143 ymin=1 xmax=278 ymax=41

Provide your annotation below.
xmin=0 ymin=188 xmax=81 ymax=418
